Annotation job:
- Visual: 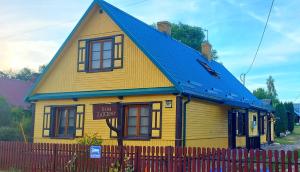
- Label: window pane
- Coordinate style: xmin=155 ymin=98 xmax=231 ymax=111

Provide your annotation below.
xmin=128 ymin=127 xmax=136 ymax=136
xmin=92 ymin=52 xmax=100 ymax=60
xmin=103 ymin=50 xmax=112 ymax=60
xmin=128 ymin=117 xmax=136 ymax=126
xmin=92 ymin=42 xmax=101 ymax=51
xmin=92 ymin=60 xmax=100 ymax=69
xmin=68 ymin=109 xmax=76 ymax=127
xmin=140 ymin=127 xmax=149 ymax=135
xmin=140 ymin=117 xmax=149 ymax=126
xmin=58 ymin=109 xmax=67 ymax=136
xmin=129 ymin=107 xmax=137 ymax=117
xmin=141 ymin=107 xmax=149 ymax=116
xmin=103 ymin=41 xmax=112 ymax=50
xmin=103 ymin=59 xmax=112 ymax=68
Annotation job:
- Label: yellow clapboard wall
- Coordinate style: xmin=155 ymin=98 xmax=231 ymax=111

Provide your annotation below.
xmin=185 ymin=98 xmax=230 ymax=148
xmin=33 ymin=94 xmax=176 ymax=146
xmin=33 ymin=5 xmax=172 ymax=94
xmin=236 ymin=136 xmax=246 ymax=148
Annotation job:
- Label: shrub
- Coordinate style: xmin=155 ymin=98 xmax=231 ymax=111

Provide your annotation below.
xmin=0 ymin=127 xmax=21 ymax=141
xmin=77 ymin=133 xmax=103 ymax=146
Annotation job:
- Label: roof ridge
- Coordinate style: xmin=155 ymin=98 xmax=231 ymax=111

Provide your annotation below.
xmin=97 ymin=0 xmax=211 ymax=63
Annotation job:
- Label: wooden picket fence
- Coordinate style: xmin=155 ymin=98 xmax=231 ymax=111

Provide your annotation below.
xmin=0 ymin=141 xmax=299 ymax=172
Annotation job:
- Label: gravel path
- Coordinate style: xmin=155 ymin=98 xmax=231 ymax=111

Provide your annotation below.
xmin=262 ymin=139 xmax=300 ymax=151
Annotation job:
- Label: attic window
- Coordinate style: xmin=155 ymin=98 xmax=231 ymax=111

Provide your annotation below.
xmin=196 ymin=59 xmax=219 ymax=78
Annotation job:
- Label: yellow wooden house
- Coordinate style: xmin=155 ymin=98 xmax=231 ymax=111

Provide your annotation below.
xmin=26 ymin=0 xmax=273 ymax=149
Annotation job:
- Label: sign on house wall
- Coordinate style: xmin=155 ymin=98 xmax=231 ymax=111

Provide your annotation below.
xmin=93 ymin=104 xmax=118 ymax=120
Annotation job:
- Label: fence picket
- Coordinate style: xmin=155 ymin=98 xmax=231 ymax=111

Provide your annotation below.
xmin=287 ymin=150 xmax=292 ymax=172
xmin=281 ymin=150 xmax=285 ymax=172
xmin=294 ymin=150 xmax=299 ymax=172
xmin=255 ymin=149 xmax=260 ymax=172
xmin=244 ymin=149 xmax=248 ymax=172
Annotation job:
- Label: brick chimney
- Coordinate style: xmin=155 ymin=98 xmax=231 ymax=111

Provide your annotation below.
xmin=201 ymin=41 xmax=212 ymax=60
xmin=157 ymin=21 xmax=171 ymax=35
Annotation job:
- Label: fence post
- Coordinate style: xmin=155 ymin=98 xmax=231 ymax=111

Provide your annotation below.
xmin=134 ymin=146 xmax=141 ymax=172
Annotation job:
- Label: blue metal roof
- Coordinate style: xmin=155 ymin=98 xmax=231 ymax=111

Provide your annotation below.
xmin=96 ymin=0 xmax=271 ymax=111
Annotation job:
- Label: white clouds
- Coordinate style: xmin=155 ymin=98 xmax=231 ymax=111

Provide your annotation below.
xmin=0 ymin=40 xmax=58 ymax=71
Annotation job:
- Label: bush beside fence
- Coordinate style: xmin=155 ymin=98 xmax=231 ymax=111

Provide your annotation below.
xmin=0 ymin=141 xmax=299 ymax=172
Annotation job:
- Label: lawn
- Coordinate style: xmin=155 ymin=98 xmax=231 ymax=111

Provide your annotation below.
xmin=275 ymin=125 xmax=300 ymax=144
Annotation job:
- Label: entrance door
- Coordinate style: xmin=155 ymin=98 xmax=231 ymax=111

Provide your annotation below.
xmin=228 ymin=111 xmax=236 ymax=149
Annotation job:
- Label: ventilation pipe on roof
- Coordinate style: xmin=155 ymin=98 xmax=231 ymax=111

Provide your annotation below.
xmin=201 ymin=41 xmax=212 ymax=61
xmin=157 ymin=21 xmax=171 ymax=35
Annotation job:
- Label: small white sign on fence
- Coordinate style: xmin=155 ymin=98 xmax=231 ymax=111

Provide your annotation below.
xmin=90 ymin=146 xmax=101 ymax=159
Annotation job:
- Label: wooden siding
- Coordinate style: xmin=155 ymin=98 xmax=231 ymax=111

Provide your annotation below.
xmin=261 ymin=134 xmax=267 ymax=144
xmin=186 ymin=98 xmax=230 ymax=148
xmin=33 ymin=5 xmax=172 ymax=94
xmin=236 ymin=136 xmax=246 ymax=148
xmin=33 ymin=94 xmax=176 ymax=146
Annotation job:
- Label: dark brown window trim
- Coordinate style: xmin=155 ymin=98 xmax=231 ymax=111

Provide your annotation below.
xmin=88 ymin=38 xmax=114 ymax=72
xmin=77 ymin=34 xmax=124 ymax=72
xmin=109 ymin=101 xmax=162 ymax=140
xmin=42 ymin=104 xmax=85 ymax=139
xmin=124 ymin=104 xmax=152 ymax=139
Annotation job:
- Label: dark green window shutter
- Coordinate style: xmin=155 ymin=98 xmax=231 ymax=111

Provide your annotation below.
xmin=42 ymin=106 xmax=51 ymax=137
xmin=151 ymin=102 xmax=162 ymax=139
xmin=113 ymin=34 xmax=124 ymax=69
xmin=75 ymin=105 xmax=85 ymax=138
xmin=77 ymin=40 xmax=87 ymax=72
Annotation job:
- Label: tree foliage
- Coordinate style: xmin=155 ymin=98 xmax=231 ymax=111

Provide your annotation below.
xmin=154 ymin=22 xmax=219 ymax=60
xmin=253 ymin=88 xmax=269 ymax=100
xmin=274 ymin=103 xmax=287 ymax=136
xmin=0 ymin=65 xmax=45 ymax=81
xmin=0 ymin=97 xmax=32 ymax=141
xmin=266 ymin=76 xmax=277 ymax=100
xmin=0 ymin=97 xmax=12 ymax=127
xmin=170 ymin=23 xmax=219 ymax=60
xmin=284 ymin=102 xmax=295 ymax=132
xmin=252 ymin=76 xmax=296 ymax=135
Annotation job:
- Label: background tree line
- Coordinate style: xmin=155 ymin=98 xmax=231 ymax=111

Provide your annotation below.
xmin=0 ymin=66 xmax=46 ymax=141
xmin=253 ymin=76 xmax=296 ymax=136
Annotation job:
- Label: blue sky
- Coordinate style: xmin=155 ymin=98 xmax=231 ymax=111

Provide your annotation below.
xmin=0 ymin=0 xmax=299 ymax=102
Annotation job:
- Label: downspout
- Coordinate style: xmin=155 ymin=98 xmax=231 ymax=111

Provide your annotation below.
xmin=182 ymin=95 xmax=191 ymax=147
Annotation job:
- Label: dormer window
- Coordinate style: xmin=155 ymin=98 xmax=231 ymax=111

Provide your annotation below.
xmin=89 ymin=39 xmax=113 ymax=71
xmin=196 ymin=59 xmax=219 ymax=78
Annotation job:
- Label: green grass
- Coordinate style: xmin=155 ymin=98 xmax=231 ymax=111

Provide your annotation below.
xmin=275 ymin=125 xmax=300 ymax=144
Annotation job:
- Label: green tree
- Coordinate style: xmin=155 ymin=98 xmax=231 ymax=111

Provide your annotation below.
xmin=253 ymin=76 xmax=279 ymax=106
xmin=266 ymin=76 xmax=277 ymax=99
xmin=0 ymin=127 xmax=21 ymax=141
xmin=171 ymin=23 xmax=218 ymax=60
xmin=15 ymin=68 xmax=35 ymax=81
xmin=274 ymin=103 xmax=287 ymax=136
xmin=284 ymin=102 xmax=295 ymax=132
xmin=0 ymin=97 xmax=12 ymax=127
xmin=38 ymin=65 xmax=46 ymax=73
xmin=253 ymin=88 xmax=269 ymax=99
